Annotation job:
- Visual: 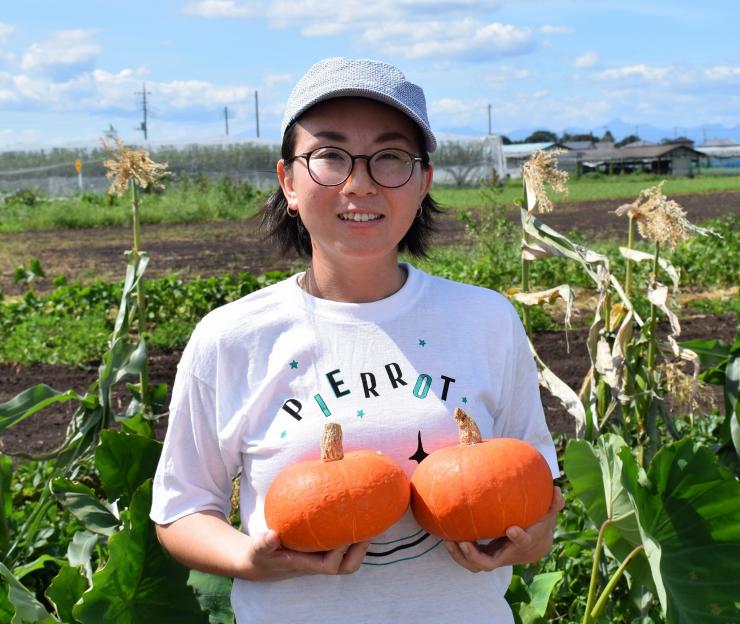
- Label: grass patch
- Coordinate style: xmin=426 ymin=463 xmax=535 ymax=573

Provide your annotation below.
xmin=0 ymin=176 xmax=264 ymax=233
xmin=432 ymin=172 xmax=740 ymax=209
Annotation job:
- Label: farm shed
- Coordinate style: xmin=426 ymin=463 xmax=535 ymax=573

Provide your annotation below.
xmin=555 ymin=142 xmax=704 ymax=177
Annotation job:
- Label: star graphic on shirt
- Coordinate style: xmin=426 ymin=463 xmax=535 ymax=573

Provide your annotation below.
xmin=418 ymin=339 xmax=426 ymax=347
xmin=280 ymin=431 xmax=287 ymax=438
xmin=357 ymin=409 xmax=365 ymax=418
xmin=461 ymin=396 xmax=468 ymax=404
xmin=289 ymin=360 xmax=298 ymax=369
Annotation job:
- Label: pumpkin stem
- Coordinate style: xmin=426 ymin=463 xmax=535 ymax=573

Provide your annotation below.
xmin=321 ymin=422 xmax=344 ymax=462
xmin=454 ymin=407 xmax=482 ymax=445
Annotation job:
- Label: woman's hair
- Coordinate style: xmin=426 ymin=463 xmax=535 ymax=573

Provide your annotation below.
xmin=259 ymin=116 xmax=441 ymax=258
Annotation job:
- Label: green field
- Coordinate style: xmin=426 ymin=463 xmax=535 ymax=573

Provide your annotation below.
xmin=1 ymin=172 xmax=739 ymax=233
xmin=432 ymin=171 xmax=740 ymax=209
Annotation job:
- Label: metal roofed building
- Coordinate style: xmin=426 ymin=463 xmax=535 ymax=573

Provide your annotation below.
xmin=555 ymin=142 xmax=704 ymax=177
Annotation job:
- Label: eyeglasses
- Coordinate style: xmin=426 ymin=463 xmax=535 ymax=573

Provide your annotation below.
xmin=286 ymin=146 xmax=425 ymax=188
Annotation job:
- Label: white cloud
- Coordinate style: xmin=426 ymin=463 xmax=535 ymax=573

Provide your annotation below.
xmin=429 ymin=96 xmax=490 ymax=128
xmin=594 ymin=64 xmax=669 ymax=81
xmin=264 ymin=73 xmax=292 ymax=87
xmin=575 ymin=51 xmax=598 ymax=69
xmin=362 ymin=20 xmax=533 ymax=60
xmin=181 ymin=0 xmax=531 ymax=62
xmin=0 ymin=65 xmax=258 ymax=123
xmin=540 ymin=24 xmax=573 ymax=35
xmin=704 ymin=65 xmax=740 ymax=80
xmin=0 ymin=22 xmax=15 ymax=43
xmin=183 ymin=0 xmax=256 ymax=18
xmin=21 ymin=30 xmax=101 ymax=76
xmin=485 ymin=65 xmax=530 ymax=82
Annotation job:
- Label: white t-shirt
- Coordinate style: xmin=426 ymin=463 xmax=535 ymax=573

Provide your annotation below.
xmin=151 ymin=264 xmax=559 ymax=624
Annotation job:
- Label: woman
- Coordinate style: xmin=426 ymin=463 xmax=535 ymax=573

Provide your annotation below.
xmin=151 ymin=57 xmax=563 ymax=623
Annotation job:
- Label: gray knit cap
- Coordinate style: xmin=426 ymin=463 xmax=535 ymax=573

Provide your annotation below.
xmin=280 ymin=57 xmax=437 ymax=153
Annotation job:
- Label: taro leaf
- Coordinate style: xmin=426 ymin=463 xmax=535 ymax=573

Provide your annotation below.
xmin=564 ymin=436 xmax=653 ymax=589
xmin=679 ymin=338 xmax=730 ymax=371
xmin=506 ymin=574 xmax=530 ymax=607
xmin=187 ymin=571 xmax=234 ymax=624
xmin=528 ymin=571 xmax=563 ymax=617
xmin=73 ymin=480 xmax=208 ymax=624
xmin=726 ymin=355 xmax=740 ymax=460
xmin=0 ymin=562 xmax=56 ymax=623
xmin=12 ymin=555 xmax=65 ymax=581
xmin=618 ymin=439 xmax=740 ymax=623
xmin=51 ymin=478 xmax=119 ymax=536
xmin=95 ymin=430 xmax=161 ymax=507
xmin=0 ymin=385 xmax=81 ymax=432
xmin=46 ymin=565 xmax=87 ymax=624
xmin=0 ymin=453 xmax=12 ymax=551
xmin=67 ymin=530 xmax=98 ymax=583
xmin=0 ymin=582 xmax=13 ymax=623
xmin=506 ymin=572 xmax=562 ymax=624
xmin=118 ymin=412 xmax=155 ymax=438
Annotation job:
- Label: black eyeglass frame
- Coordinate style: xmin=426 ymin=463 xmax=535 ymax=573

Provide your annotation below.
xmin=286 ymin=146 xmax=427 ymax=188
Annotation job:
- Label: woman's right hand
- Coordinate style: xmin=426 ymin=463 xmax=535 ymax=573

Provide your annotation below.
xmin=242 ymin=530 xmax=370 ymax=581
xmin=155 ymin=511 xmax=369 ymax=582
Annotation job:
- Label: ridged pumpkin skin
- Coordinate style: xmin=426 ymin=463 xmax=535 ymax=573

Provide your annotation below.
xmin=265 ymin=435 xmax=410 ymax=552
xmin=411 ymin=435 xmax=552 ymax=542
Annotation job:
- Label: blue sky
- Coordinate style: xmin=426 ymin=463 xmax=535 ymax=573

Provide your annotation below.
xmin=1 ymin=0 xmax=738 ymax=149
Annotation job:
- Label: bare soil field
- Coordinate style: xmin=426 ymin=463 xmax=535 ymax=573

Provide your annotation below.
xmin=1 ymin=191 xmax=738 ymax=297
xmin=1 ymin=192 xmax=737 ymax=455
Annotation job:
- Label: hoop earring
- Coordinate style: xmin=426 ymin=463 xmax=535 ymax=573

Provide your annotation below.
xmin=416 ymin=204 xmax=423 ymax=218
xmin=287 ymin=205 xmax=299 ymax=218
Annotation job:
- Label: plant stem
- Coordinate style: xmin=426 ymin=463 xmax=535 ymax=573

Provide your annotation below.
xmin=624 ymin=216 xmax=634 ymax=299
xmin=521 ymin=184 xmax=531 ymax=336
xmin=583 ymin=519 xmax=612 ymax=624
xmin=589 ymin=544 xmax=645 ymax=622
xmin=646 ymin=242 xmax=661 ymax=375
xmin=521 ymin=257 xmax=531 ymax=335
xmin=130 ymin=180 xmax=150 ymax=411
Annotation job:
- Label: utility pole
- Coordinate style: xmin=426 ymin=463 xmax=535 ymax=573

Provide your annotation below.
xmin=487 ymin=103 xmax=492 ymax=135
xmin=224 ymin=106 xmax=230 ymax=136
xmin=135 ymin=82 xmax=150 ymax=141
xmin=255 ymin=90 xmax=260 ymax=138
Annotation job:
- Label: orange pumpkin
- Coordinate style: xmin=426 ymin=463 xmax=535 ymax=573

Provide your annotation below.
xmin=410 ymin=407 xmax=552 ymax=541
xmin=264 ymin=422 xmax=410 ymax=552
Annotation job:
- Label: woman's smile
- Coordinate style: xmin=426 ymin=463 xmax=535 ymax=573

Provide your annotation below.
xmin=278 ymin=97 xmax=433 ymax=269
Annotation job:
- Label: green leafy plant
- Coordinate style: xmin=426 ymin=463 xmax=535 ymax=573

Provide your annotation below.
xmin=565 ymin=434 xmax=740 ymax=623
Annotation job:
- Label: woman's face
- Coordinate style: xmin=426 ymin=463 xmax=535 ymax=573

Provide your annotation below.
xmin=278 ymin=97 xmax=433 ymax=267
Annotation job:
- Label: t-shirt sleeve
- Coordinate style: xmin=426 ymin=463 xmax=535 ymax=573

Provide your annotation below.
xmin=150 ymin=366 xmax=239 ymax=524
xmin=492 ymin=304 xmax=560 ymax=478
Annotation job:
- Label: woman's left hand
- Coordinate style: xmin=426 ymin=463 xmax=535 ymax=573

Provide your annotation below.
xmin=444 ymin=485 xmax=564 ymax=573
